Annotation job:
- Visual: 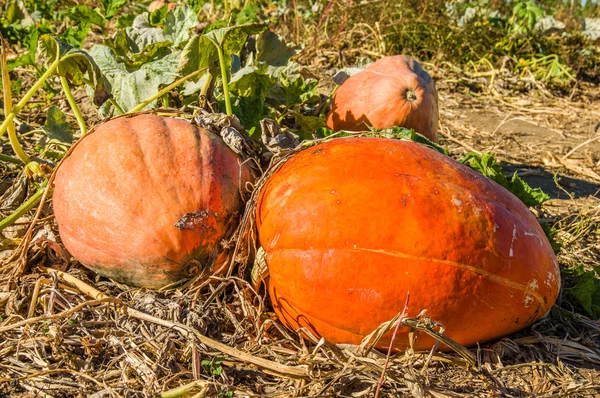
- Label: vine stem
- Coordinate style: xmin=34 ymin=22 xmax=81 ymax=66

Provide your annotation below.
xmin=109 ymin=98 xmax=125 ymax=115
xmin=60 ymin=76 xmax=87 ymax=135
xmin=128 ymin=67 xmax=206 ymax=114
xmin=0 ymin=153 xmax=21 ymax=164
xmin=215 ymin=44 xmax=233 ymax=115
xmin=0 ymin=58 xmax=61 ymax=138
xmin=0 ymin=179 xmax=49 ymax=232
xmin=200 ymin=71 xmax=212 ymax=98
xmin=1 ymin=38 xmax=30 ymax=163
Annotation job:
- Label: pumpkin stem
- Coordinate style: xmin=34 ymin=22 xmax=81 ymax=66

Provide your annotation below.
xmin=404 ymin=88 xmax=418 ymax=102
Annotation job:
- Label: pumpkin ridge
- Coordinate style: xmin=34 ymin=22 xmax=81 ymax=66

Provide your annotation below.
xmin=268 ymin=247 xmax=550 ymax=312
xmin=364 ymin=98 xmax=410 ymax=122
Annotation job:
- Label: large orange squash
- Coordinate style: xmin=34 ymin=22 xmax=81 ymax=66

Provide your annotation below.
xmin=327 ymin=56 xmax=439 ymax=142
xmin=53 ymin=115 xmax=253 ymax=289
xmin=256 ymin=138 xmax=559 ymax=351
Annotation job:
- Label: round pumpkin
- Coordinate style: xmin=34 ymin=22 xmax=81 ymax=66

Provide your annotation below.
xmin=326 ymin=56 xmax=439 ymax=142
xmin=256 ymin=138 xmax=559 ymax=351
xmin=53 ymin=115 xmax=253 ymax=289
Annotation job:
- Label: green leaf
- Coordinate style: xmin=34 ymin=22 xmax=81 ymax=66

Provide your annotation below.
xmin=507 ymin=171 xmax=551 ymax=207
xmin=460 ymin=152 xmax=550 ymax=207
xmin=105 ymin=29 xmax=172 ymax=69
xmin=149 ymin=6 xmax=169 ymax=26
xmin=117 ymin=13 xmax=136 ymax=28
xmin=38 ymin=35 xmax=111 ymax=106
xmin=268 ymin=73 xmax=318 ymax=107
xmin=205 ymin=23 xmax=267 ymax=53
xmin=179 ymin=23 xmax=267 ymax=78
xmin=563 ymin=265 xmax=600 ymax=319
xmin=228 ymin=65 xmax=275 ymax=98
xmin=101 ymin=0 xmax=127 ymax=19
xmin=292 ymin=111 xmax=325 ymax=139
xmin=90 ymin=45 xmax=180 ymax=116
xmin=125 ymin=13 xmax=166 ymax=50
xmin=43 ymin=106 xmax=74 ymax=143
xmin=539 ymin=222 xmax=562 ymax=254
xmin=105 ymin=8 xmax=195 ymax=69
xmin=60 ymin=23 xmax=91 ymax=48
xmin=163 ymin=6 xmax=198 ymax=48
xmin=7 ymin=27 xmax=39 ymax=71
xmin=178 ymin=34 xmax=219 ymax=77
xmin=66 ymin=6 xmax=106 ymax=29
xmin=256 ymin=30 xmax=300 ymax=68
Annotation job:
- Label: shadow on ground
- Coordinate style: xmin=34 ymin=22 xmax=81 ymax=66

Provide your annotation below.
xmin=502 ymin=163 xmax=600 ymax=200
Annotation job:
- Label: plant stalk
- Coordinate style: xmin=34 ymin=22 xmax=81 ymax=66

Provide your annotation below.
xmin=0 ymin=58 xmax=61 ymax=138
xmin=215 ymin=45 xmax=232 ymax=115
xmin=199 ymin=71 xmax=212 ymax=98
xmin=0 ymin=179 xmax=49 ymax=232
xmin=1 ymin=38 xmax=31 ymax=163
xmin=128 ymin=68 xmax=206 ymax=114
xmin=0 ymin=153 xmax=22 ymax=164
xmin=109 ymin=98 xmax=125 ymax=115
xmin=60 ymin=76 xmax=87 ymax=135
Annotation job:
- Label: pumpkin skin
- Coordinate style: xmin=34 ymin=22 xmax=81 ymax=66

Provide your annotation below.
xmin=53 ymin=115 xmax=253 ymax=289
xmin=256 ymin=138 xmax=559 ymax=351
xmin=326 ymin=56 xmax=439 ymax=142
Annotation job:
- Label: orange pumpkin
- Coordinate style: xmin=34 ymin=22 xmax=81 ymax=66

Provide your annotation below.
xmin=54 ymin=115 xmax=253 ymax=288
xmin=148 ymin=0 xmax=177 ymax=12
xmin=256 ymin=138 xmax=559 ymax=351
xmin=327 ymin=56 xmax=439 ymax=142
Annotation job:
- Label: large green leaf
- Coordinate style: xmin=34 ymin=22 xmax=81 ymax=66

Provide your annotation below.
xmin=179 ymin=23 xmax=268 ymax=77
xmin=163 ymin=6 xmax=198 ymax=48
xmin=38 ymin=35 xmax=111 ymax=106
xmin=228 ymin=65 xmax=275 ymax=98
xmin=256 ymin=30 xmax=300 ymax=67
xmin=204 ymin=23 xmax=268 ymax=54
xmin=105 ymin=7 xmax=196 ymax=69
xmin=178 ymin=34 xmax=219 ymax=76
xmin=90 ymin=45 xmax=180 ymax=116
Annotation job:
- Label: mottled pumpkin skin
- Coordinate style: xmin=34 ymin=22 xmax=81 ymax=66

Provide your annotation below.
xmin=257 ymin=138 xmax=559 ymax=351
xmin=54 ymin=115 xmax=253 ymax=289
xmin=327 ymin=56 xmax=439 ymax=142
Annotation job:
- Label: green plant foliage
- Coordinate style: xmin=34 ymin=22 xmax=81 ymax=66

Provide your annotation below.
xmin=38 ymin=35 xmax=111 ymax=106
xmin=66 ymin=6 xmax=106 ymax=29
xmin=562 ymin=265 xmax=600 ymax=319
xmin=460 ymin=152 xmax=550 ymax=207
xmin=42 ymin=106 xmax=74 ymax=144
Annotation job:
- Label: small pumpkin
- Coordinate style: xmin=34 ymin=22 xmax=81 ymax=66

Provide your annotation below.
xmin=53 ymin=115 xmax=253 ymax=289
xmin=256 ymin=138 xmax=559 ymax=351
xmin=148 ymin=0 xmax=177 ymax=12
xmin=327 ymin=56 xmax=439 ymax=142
